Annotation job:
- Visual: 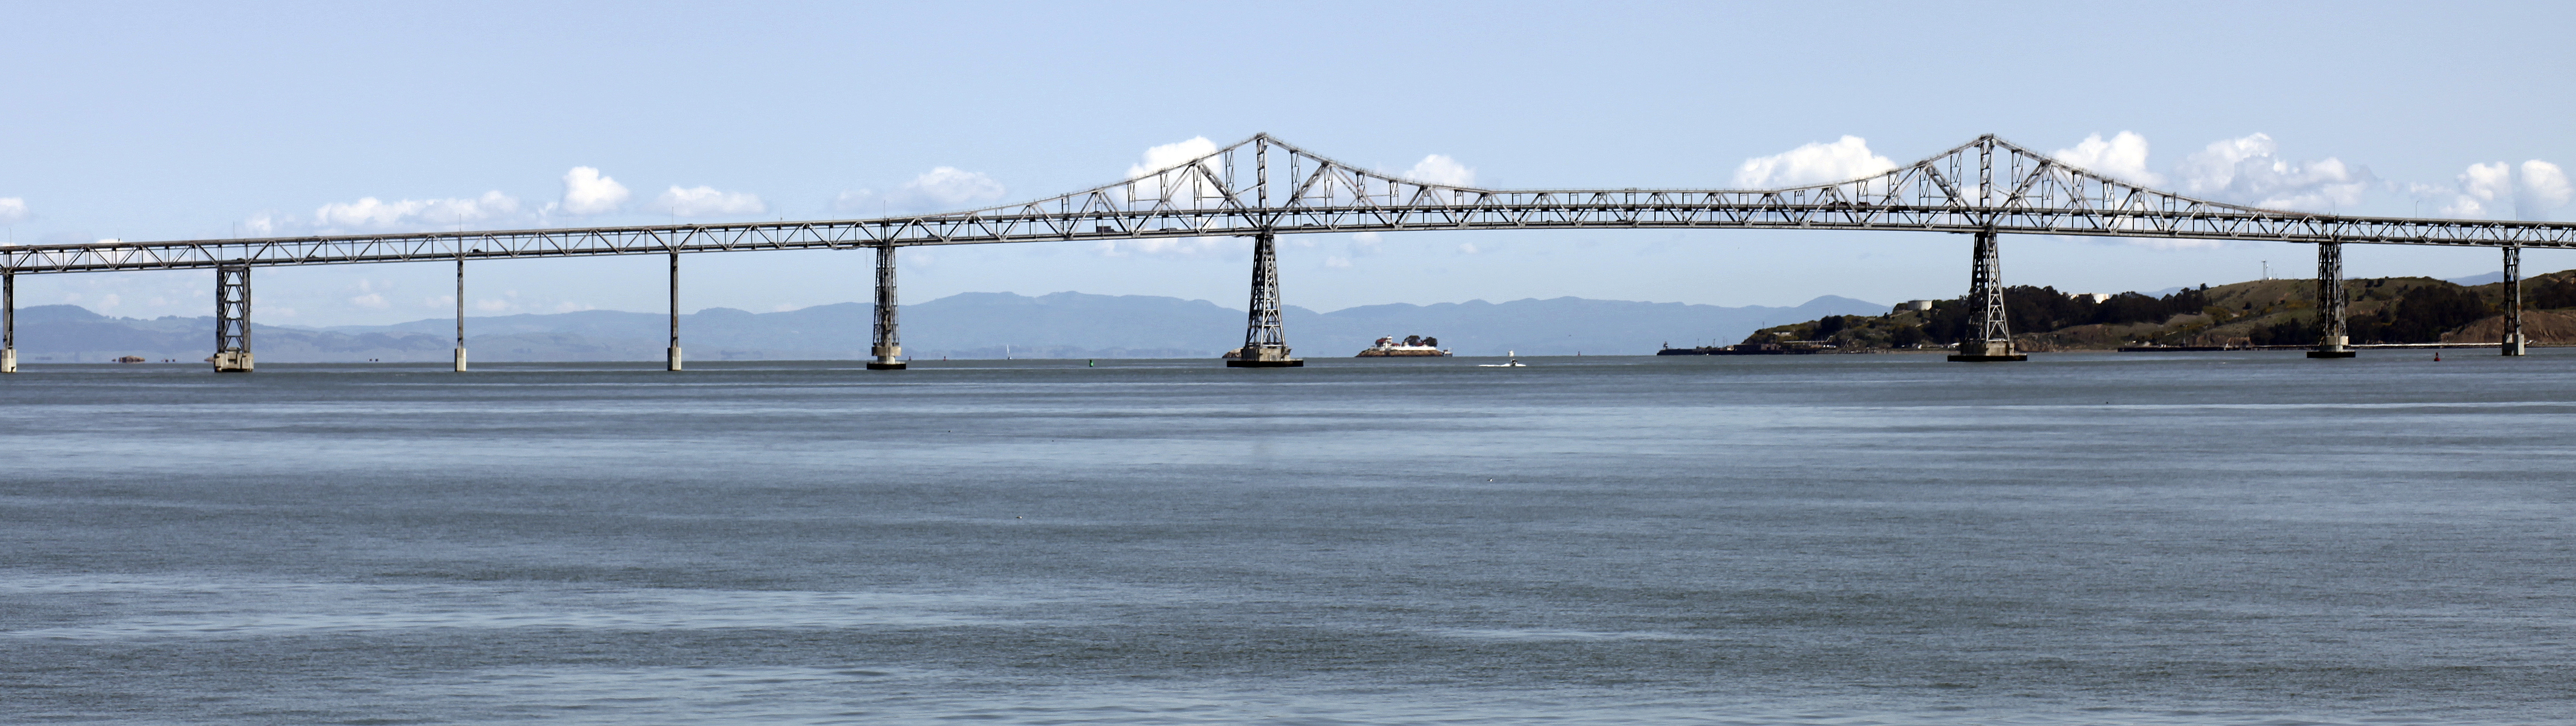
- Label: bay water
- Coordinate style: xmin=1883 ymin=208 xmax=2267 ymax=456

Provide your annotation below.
xmin=2 ymin=352 xmax=2570 ymax=724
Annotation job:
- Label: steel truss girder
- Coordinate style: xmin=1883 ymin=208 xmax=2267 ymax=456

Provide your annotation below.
xmin=9 ymin=134 xmax=2575 ymax=276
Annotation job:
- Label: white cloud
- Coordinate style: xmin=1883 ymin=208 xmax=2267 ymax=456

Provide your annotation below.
xmin=2412 ymin=160 xmax=2571 ymax=220
xmin=344 ymin=279 xmax=392 ymax=309
xmin=1121 ymin=136 xmax=1227 ymax=207
xmin=902 ymin=167 xmax=1006 ymax=208
xmin=2445 ymin=161 xmax=2513 ymax=217
xmin=1351 ymin=231 xmax=1383 ymax=245
xmin=1128 ymin=137 xmax=1219 ymax=178
xmin=474 ymin=298 xmax=511 ymax=312
xmin=553 ymin=301 xmax=594 ymax=313
xmin=2175 ymin=133 xmax=2370 ymax=212
xmin=2517 ymin=160 xmax=2571 ymax=220
xmin=2074 ymin=235 xmax=2229 ymax=251
xmin=2051 ymin=132 xmax=2163 ymax=185
xmin=314 ymin=190 xmax=520 ymax=229
xmin=1090 ymin=236 xmax=1238 ymax=257
xmin=1457 ymin=242 xmax=1480 ymax=254
xmin=0 ymin=197 xmax=26 ymax=223
xmin=560 ymin=167 xmax=630 ymax=215
xmin=835 ymin=167 xmax=1007 ymax=214
xmin=99 ymin=293 xmax=120 ymax=309
xmin=650 ymin=185 xmax=767 ymax=217
xmin=1324 ymin=255 xmax=1352 ymax=268
xmin=1403 ymin=155 xmax=1476 ymax=187
xmin=1734 ymin=136 xmax=1898 ymax=188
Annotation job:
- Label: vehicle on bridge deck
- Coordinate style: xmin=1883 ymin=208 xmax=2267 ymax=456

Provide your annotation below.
xmin=1357 ymin=335 xmax=1449 ymax=357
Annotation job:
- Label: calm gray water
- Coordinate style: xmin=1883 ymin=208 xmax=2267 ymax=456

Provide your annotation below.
xmin=2 ymin=352 xmax=2570 ymax=725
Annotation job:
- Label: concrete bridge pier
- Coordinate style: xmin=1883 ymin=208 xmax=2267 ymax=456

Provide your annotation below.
xmin=666 ymin=251 xmax=683 ymax=371
xmin=868 ymin=242 xmax=905 ymax=370
xmin=2503 ymin=245 xmax=2527 ymax=356
xmin=3 ymin=270 xmax=15 ymax=374
xmin=1948 ymin=229 xmax=2025 ymax=362
xmin=1228 ymin=232 xmax=1301 ymax=367
xmin=2308 ymin=241 xmax=2356 ymax=358
xmin=212 ymin=263 xmax=254 ymax=372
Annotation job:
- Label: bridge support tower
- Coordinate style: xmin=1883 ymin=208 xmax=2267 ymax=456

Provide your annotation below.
xmin=1228 ymin=232 xmax=1301 ymax=367
xmin=666 ymin=251 xmax=683 ymax=371
xmin=1948 ymin=229 xmax=2024 ymax=362
xmin=3 ymin=271 xmax=15 ymax=374
xmin=868 ymin=242 xmax=905 ymax=370
xmin=2308 ymin=242 xmax=2356 ymax=358
xmin=2503 ymin=245 xmax=2526 ymax=356
xmin=454 ymin=254 xmax=468 ymax=371
xmin=212 ymin=263 xmax=254 ymax=372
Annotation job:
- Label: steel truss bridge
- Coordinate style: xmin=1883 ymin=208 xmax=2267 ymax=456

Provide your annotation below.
xmin=1 ymin=134 xmax=2569 ymax=370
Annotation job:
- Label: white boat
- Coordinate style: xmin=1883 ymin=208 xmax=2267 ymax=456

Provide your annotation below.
xmin=1477 ymin=350 xmax=1527 ymax=368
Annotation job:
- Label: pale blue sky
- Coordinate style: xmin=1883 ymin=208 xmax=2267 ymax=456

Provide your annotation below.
xmin=2 ymin=1 xmax=2571 ymax=326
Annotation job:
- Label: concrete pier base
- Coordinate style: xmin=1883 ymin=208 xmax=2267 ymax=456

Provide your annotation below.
xmin=2309 ymin=335 xmax=2356 ymax=358
xmin=667 ymin=346 xmax=683 ymax=371
xmin=868 ymin=344 xmax=906 ymax=370
xmin=2503 ymin=333 xmax=2527 ymax=356
xmin=1947 ymin=340 xmax=2026 ymax=363
xmin=454 ymin=348 xmax=468 ymax=371
xmin=212 ymin=351 xmax=254 ymax=372
xmin=1228 ymin=345 xmax=1302 ymax=367
xmin=0 ymin=348 xmax=14 ymax=374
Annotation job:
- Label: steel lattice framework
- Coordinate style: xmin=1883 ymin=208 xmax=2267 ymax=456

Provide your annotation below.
xmin=7 ymin=134 xmax=2573 ymax=276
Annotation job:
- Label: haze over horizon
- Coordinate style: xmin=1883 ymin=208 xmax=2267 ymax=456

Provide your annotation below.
xmin=3 ymin=1 xmax=2571 ymax=327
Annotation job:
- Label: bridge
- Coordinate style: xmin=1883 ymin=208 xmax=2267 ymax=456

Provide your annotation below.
xmin=3 ymin=134 xmax=2570 ymax=371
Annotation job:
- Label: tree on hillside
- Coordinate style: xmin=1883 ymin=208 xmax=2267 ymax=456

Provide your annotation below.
xmin=2526 ymin=276 xmax=2576 ymax=309
xmin=2350 ymin=284 xmax=2493 ymax=343
xmin=1913 ymin=285 xmax=2209 ymax=344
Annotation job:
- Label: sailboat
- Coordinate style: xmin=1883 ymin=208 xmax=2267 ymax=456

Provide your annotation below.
xmin=1478 ymin=350 xmax=1527 ymax=368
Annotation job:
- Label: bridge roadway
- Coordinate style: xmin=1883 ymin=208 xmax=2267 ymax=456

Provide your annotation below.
xmin=0 ymin=134 xmax=2564 ymax=371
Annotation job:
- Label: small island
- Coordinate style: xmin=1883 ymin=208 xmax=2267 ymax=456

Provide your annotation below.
xmin=1663 ymin=270 xmax=2576 ymax=354
xmin=1357 ymin=335 xmax=1450 ymax=357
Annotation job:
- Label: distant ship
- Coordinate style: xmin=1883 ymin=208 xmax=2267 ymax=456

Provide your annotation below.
xmin=1358 ymin=335 xmax=1450 ymax=357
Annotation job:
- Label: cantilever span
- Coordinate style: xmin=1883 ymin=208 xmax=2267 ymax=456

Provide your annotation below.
xmin=0 ymin=134 xmax=2562 ymax=370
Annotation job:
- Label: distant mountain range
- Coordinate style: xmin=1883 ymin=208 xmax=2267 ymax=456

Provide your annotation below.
xmin=5 ymin=292 xmax=1887 ymax=363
